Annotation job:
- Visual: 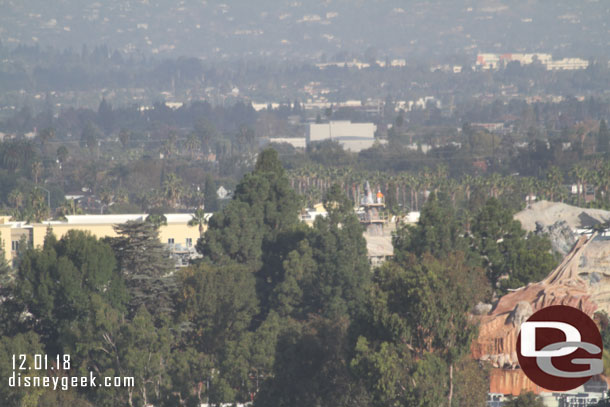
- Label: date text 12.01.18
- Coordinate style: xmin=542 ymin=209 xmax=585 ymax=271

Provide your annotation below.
xmin=12 ymin=354 xmax=71 ymax=371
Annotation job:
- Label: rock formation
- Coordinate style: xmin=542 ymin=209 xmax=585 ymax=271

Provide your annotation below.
xmin=535 ymin=220 xmax=577 ymax=257
xmin=471 ymin=233 xmax=610 ymax=395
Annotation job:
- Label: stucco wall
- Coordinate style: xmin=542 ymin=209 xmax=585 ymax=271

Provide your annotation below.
xmin=2 ymin=221 xmax=205 ymax=266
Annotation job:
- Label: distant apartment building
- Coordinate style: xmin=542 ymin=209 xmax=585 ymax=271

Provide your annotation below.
xmin=308 ymin=121 xmax=380 ymax=152
xmin=476 ymin=53 xmax=552 ymax=69
xmin=0 ymin=214 xmax=204 ymax=267
xmin=476 ymin=53 xmax=501 ymax=70
xmin=546 ymin=58 xmax=589 ymax=71
xmin=476 ymin=53 xmax=587 ymax=71
xmin=395 ymin=96 xmax=440 ymax=112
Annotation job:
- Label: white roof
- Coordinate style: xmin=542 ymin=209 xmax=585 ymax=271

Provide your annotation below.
xmin=1 ymin=213 xmax=214 ymax=228
xmin=309 ymin=121 xmax=377 ymax=142
xmin=63 ymin=213 xmax=211 ymax=225
xmin=65 ymin=214 xmax=147 ymax=224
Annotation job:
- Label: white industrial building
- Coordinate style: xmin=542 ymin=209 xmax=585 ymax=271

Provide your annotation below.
xmin=308 ymin=121 xmax=380 ymax=152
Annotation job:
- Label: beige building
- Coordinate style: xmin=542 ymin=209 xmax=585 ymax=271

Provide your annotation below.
xmin=0 ymin=214 xmax=207 ymax=267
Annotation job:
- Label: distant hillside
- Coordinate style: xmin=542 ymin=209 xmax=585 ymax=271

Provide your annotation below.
xmin=1 ymin=0 xmax=608 ymax=60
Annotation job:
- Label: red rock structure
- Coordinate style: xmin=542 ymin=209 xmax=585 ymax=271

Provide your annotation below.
xmin=471 ymin=234 xmax=603 ymax=395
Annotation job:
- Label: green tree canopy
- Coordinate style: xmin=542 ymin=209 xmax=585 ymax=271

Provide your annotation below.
xmin=176 ymin=262 xmax=258 ymax=357
xmin=255 ymin=316 xmax=370 ymax=407
xmin=197 ymin=148 xmax=302 ymax=269
xmin=15 ymin=230 xmax=126 ymax=353
xmin=392 ymin=192 xmax=470 ymax=262
xmin=350 ymin=247 xmax=487 ymax=407
xmin=471 ymin=198 xmax=557 ymax=292
xmin=269 ymin=184 xmax=370 ymax=320
xmin=109 ymin=220 xmax=175 ymax=319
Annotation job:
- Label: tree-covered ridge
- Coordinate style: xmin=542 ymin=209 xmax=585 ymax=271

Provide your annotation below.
xmin=0 ymin=148 xmax=562 ymax=406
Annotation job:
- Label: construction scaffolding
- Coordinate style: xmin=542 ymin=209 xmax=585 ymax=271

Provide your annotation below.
xmin=358 ymin=181 xmax=387 ymax=235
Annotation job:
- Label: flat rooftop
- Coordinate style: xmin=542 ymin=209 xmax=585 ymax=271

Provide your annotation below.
xmin=0 ymin=213 xmax=213 ymax=227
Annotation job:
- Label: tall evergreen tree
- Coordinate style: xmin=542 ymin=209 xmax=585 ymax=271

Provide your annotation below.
xmin=197 ymin=148 xmax=302 ymax=269
xmin=255 ymin=185 xmax=372 ymax=406
xmin=110 ymin=220 xmax=175 ymax=319
xmin=204 ymin=174 xmax=219 ymax=212
xmin=197 ymin=148 xmax=306 ymax=323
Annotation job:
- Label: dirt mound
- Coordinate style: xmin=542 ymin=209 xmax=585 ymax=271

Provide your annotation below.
xmin=515 ymin=201 xmax=610 ymax=232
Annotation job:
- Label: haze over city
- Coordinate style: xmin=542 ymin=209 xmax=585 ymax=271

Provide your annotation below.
xmin=1 ymin=2 xmax=610 ymax=407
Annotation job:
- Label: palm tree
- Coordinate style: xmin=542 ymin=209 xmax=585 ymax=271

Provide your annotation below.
xmin=38 ymin=127 xmax=55 ymax=153
xmin=28 ymin=189 xmax=49 ymax=223
xmin=160 ymin=132 xmax=177 ymax=159
xmin=31 ymin=161 xmax=43 ymax=184
xmin=114 ymin=187 xmax=129 ymax=205
xmin=404 ymin=173 xmax=417 ymax=211
xmin=99 ymin=188 xmax=114 ymax=214
xmin=444 ymin=178 xmax=460 ymax=206
xmin=184 ymin=133 xmax=201 ymax=160
xmin=595 ymin=161 xmax=610 ymax=205
xmin=569 ymin=165 xmax=588 ymax=206
xmin=162 ymin=172 xmax=183 ymax=208
xmin=488 ymin=173 xmax=502 ymax=198
xmin=8 ymin=189 xmax=24 ymax=209
xmin=521 ymin=177 xmax=537 ymax=206
xmin=498 ymin=175 xmax=514 ymax=200
xmin=2 ymin=141 xmax=22 ymax=171
xmin=545 ymin=166 xmax=563 ymax=202
xmin=188 ymin=208 xmax=208 ymax=236
xmin=55 ymin=199 xmax=83 ymax=219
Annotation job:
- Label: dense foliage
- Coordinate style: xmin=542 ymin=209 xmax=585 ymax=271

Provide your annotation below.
xmin=0 ymin=148 xmax=569 ymax=406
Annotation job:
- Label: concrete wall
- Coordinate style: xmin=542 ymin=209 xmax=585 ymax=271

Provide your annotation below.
xmin=159 ymin=223 xmax=201 ymax=247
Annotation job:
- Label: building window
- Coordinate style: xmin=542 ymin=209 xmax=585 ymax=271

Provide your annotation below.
xmin=168 ymin=238 xmax=174 ymax=244
xmin=186 ymin=238 xmax=192 ymax=247
xmin=11 ymin=240 xmax=19 ymax=251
